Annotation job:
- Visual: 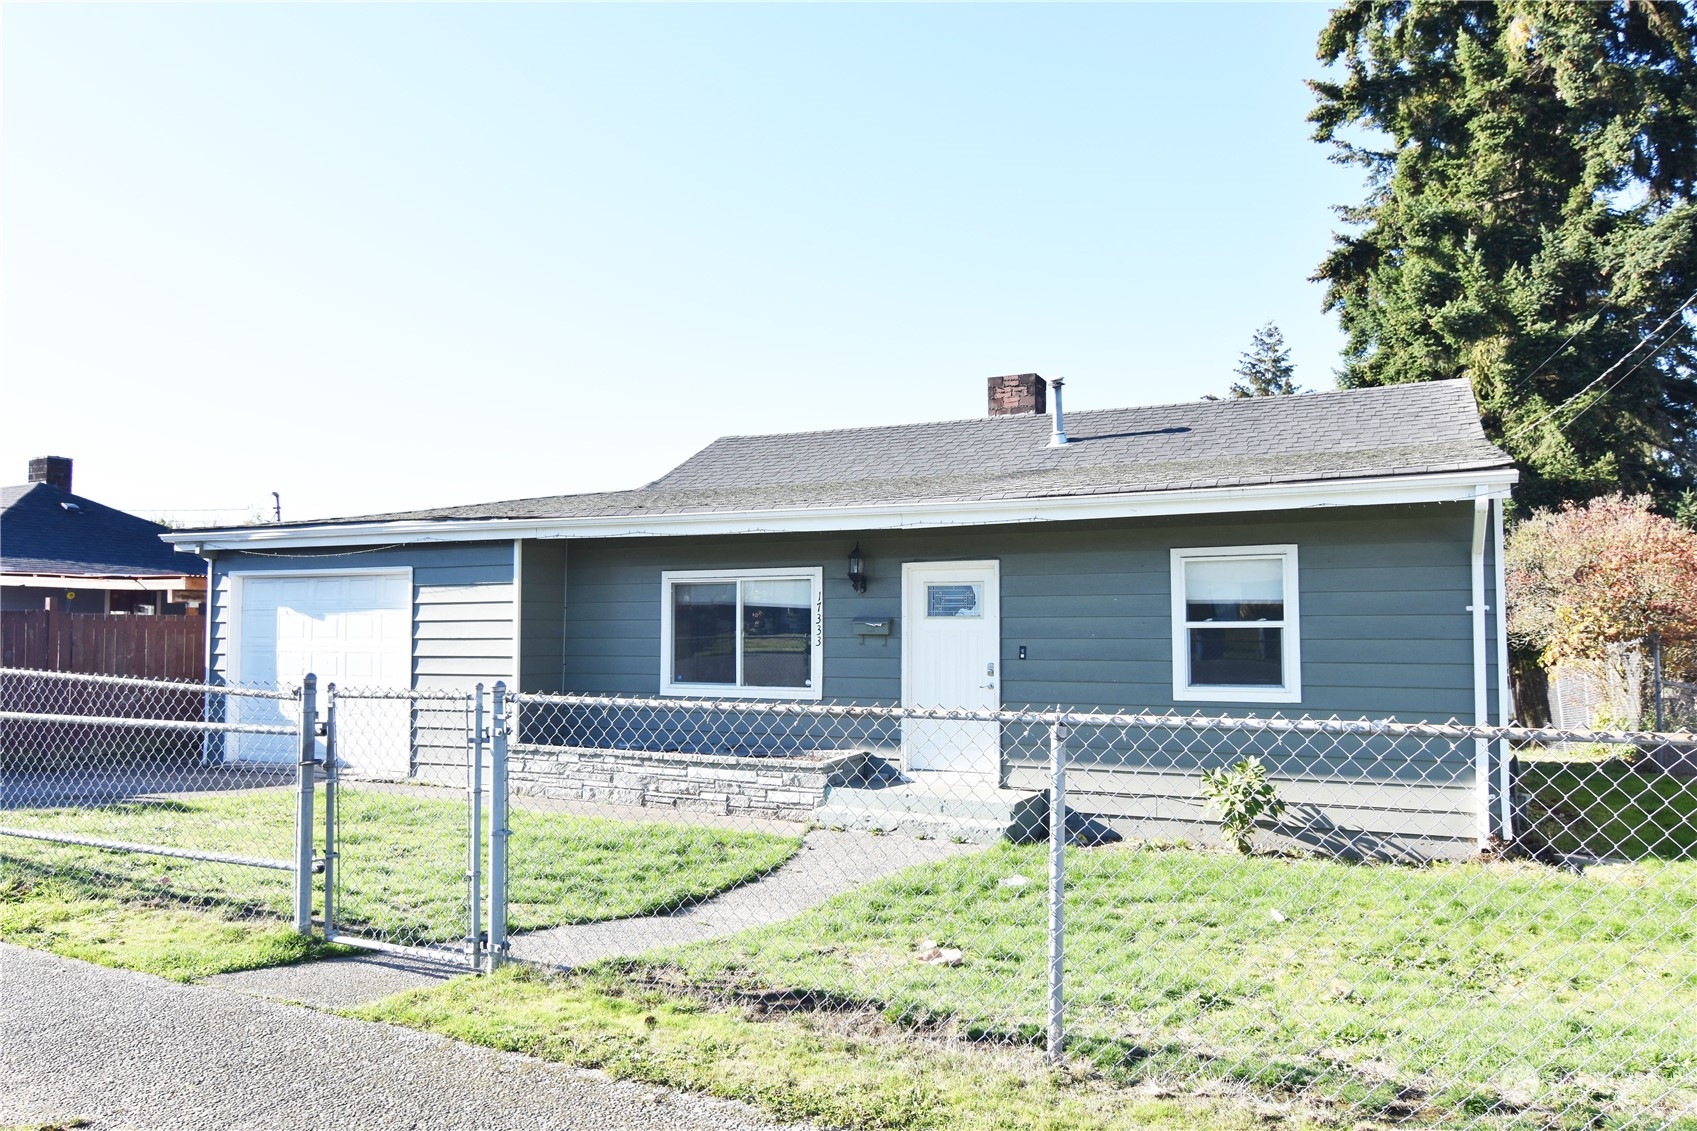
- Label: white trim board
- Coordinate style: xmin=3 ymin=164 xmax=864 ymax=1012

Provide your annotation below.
xmin=3 ymin=574 xmax=201 ymax=590
xmin=166 ymin=470 xmax=1519 ymax=552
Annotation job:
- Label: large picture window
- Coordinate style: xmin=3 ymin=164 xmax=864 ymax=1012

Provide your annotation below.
xmin=1170 ymin=545 xmax=1300 ymax=704
xmin=661 ymin=568 xmax=824 ymax=699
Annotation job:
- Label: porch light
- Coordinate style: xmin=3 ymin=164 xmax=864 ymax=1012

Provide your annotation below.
xmin=848 ymin=544 xmax=868 ymax=594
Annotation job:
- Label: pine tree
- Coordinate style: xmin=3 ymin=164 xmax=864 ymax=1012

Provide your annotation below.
xmin=1228 ymin=322 xmax=1301 ymax=398
xmin=1309 ymin=1 xmax=1697 ymax=512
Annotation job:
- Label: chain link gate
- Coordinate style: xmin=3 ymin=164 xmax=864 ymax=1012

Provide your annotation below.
xmin=317 ymin=682 xmax=488 ymax=967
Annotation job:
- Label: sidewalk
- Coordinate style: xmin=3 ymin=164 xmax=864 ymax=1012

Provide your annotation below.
xmin=0 ymin=944 xmax=815 ymax=1131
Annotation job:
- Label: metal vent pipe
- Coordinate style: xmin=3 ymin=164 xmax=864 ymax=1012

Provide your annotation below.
xmin=1047 ymin=377 xmax=1069 ymax=447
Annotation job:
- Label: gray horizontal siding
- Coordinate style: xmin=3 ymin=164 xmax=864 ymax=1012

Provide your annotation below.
xmin=519 ymin=541 xmax=567 ymax=694
xmin=208 ymin=541 xmax=516 ymax=694
xmin=562 ymin=503 xmax=1477 ymax=723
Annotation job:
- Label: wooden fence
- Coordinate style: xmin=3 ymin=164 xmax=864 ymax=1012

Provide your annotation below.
xmin=1 ymin=611 xmax=205 ymax=681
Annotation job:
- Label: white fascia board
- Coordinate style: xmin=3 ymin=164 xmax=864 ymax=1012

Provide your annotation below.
xmin=1 ymin=573 xmax=200 ymax=590
xmin=164 ymin=468 xmax=1520 ymax=552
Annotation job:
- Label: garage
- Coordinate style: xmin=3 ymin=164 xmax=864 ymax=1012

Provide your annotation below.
xmin=227 ymin=570 xmax=412 ymax=771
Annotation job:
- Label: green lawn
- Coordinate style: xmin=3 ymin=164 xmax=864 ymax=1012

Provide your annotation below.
xmin=629 ymin=843 xmax=1697 ymax=1128
xmin=1 ymin=785 xmax=801 ymax=946
xmin=0 ymin=870 xmax=357 ymax=982
xmin=357 ymin=963 xmax=1333 ymax=1131
xmin=1517 ymin=756 xmax=1697 ymax=859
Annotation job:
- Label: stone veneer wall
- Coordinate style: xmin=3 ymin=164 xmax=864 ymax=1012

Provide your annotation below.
xmin=508 ymin=745 xmax=870 ymax=821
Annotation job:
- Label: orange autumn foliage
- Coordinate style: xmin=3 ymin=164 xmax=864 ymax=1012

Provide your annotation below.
xmin=1505 ymin=495 xmax=1697 ymax=673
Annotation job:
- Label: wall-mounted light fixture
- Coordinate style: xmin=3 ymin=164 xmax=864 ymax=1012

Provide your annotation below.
xmin=848 ymin=543 xmax=868 ymax=594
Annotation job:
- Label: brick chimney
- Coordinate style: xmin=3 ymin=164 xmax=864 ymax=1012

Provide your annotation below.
xmin=988 ymin=373 xmax=1046 ymax=416
xmin=29 ymin=456 xmax=73 ymax=493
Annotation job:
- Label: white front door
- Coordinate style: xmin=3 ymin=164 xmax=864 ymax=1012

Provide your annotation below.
xmin=229 ymin=571 xmax=413 ymax=773
xmin=902 ymin=560 xmax=1001 ymax=776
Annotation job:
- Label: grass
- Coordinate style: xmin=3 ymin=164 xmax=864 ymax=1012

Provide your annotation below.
xmin=8 ymin=768 xmax=1695 ymax=1128
xmin=0 ymin=869 xmax=355 ymax=981
xmin=629 ymin=842 xmax=1697 ymax=1128
xmin=1517 ymin=755 xmax=1697 ymax=859
xmin=353 ymin=963 xmax=1330 ymax=1131
xmin=1 ymin=784 xmax=801 ymax=944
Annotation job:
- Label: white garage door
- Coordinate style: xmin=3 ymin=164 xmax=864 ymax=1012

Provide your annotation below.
xmin=228 ymin=571 xmax=412 ymax=774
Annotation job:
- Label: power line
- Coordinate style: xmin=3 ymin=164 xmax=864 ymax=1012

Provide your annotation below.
xmin=1516 ymin=318 xmax=1594 ymax=389
xmin=1548 ymin=317 xmax=1690 ymax=437
xmin=1505 ymin=287 xmax=1697 ymax=441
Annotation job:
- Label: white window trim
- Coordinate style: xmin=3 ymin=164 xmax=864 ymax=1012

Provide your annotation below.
xmin=1170 ymin=544 xmax=1301 ymax=705
xmin=659 ymin=567 xmax=824 ymax=700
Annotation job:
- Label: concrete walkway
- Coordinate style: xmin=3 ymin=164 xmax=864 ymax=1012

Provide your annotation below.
xmin=507 ymin=826 xmax=978 ymax=967
xmin=0 ymin=944 xmax=816 ymax=1131
xmin=198 ymin=826 xmax=978 ymax=1010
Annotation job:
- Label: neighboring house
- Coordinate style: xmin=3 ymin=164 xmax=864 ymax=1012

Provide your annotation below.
xmin=2 ymin=457 xmax=206 ymax=615
xmin=164 ymin=375 xmax=1519 ymax=854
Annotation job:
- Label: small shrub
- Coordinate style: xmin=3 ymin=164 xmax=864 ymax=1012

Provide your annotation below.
xmin=1199 ymin=756 xmax=1286 ymax=854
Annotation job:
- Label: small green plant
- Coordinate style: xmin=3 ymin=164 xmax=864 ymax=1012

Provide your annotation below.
xmin=1199 ymin=756 xmax=1285 ymax=854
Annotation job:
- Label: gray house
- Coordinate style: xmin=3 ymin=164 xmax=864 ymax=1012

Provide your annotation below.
xmin=165 ymin=375 xmax=1518 ymax=855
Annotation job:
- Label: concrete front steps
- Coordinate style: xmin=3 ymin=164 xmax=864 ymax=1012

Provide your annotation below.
xmin=813 ymin=771 xmax=1049 ymax=844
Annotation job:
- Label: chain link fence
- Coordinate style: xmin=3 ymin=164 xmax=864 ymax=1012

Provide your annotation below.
xmin=1 ymin=668 xmax=306 ymax=926
xmin=5 ymin=667 xmax=1694 ymax=1128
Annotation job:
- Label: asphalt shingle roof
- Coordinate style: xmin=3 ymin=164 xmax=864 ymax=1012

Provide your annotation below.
xmin=193 ymin=378 xmax=1512 ymax=531
xmin=1 ymin=483 xmax=204 ymax=577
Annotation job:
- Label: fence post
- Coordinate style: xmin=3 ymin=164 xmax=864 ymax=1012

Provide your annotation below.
xmin=487 ymin=681 xmax=509 ymax=971
xmin=1047 ymin=718 xmax=1068 ymax=1066
xmin=294 ymin=674 xmax=318 ymax=935
xmin=322 ymin=683 xmax=339 ymax=940
xmin=1652 ymin=630 xmax=1664 ymax=733
xmin=468 ymin=684 xmax=484 ymax=971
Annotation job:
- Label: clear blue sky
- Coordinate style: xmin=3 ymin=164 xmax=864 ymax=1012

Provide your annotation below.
xmin=2 ymin=3 xmax=1359 ymax=524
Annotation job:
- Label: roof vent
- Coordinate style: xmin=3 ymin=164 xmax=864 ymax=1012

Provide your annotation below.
xmin=1047 ymin=378 xmax=1069 ymax=447
xmin=988 ymin=373 xmax=1046 ymax=416
xmin=60 ymin=501 xmax=83 ymax=513
xmin=29 ymin=456 xmax=72 ymax=493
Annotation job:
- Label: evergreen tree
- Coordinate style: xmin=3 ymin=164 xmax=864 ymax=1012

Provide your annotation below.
xmin=1309 ymin=1 xmax=1697 ymax=512
xmin=1229 ymin=322 xmax=1301 ymax=398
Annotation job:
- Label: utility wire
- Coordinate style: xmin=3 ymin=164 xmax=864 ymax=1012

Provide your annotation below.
xmin=1506 ymin=287 xmax=1697 ymax=441
xmin=1516 ymin=318 xmax=1594 ymax=389
xmin=1547 ymin=318 xmax=1690 ymax=437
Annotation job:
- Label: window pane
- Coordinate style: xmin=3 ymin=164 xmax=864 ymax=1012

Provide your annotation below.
xmin=1184 ymin=558 xmax=1284 ymax=621
xmin=673 ymin=582 xmax=736 ymax=685
xmin=926 ymin=583 xmax=983 ymax=617
xmin=743 ymin=579 xmax=812 ymax=688
xmin=1189 ymin=627 xmax=1283 ymax=686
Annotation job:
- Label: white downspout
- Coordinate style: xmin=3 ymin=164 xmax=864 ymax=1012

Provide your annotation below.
xmin=570 ymin=540 xmax=576 ymax=692
xmin=512 ymin=539 xmax=524 ymax=691
xmin=1493 ymin=497 xmax=1515 ymax=840
xmin=1470 ymin=496 xmax=1491 ymax=847
xmin=199 ymin=547 xmax=218 ymax=766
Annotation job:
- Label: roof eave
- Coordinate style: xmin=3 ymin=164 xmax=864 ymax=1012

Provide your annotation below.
xmin=1 ymin=571 xmax=204 ymax=589
xmin=162 ymin=467 xmax=1519 ymax=552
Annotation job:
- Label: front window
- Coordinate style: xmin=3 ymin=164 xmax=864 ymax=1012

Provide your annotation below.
xmin=662 ymin=568 xmax=823 ymax=698
xmin=1171 ymin=546 xmax=1300 ymax=704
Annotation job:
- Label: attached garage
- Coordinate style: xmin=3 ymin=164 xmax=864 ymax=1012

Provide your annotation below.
xmin=200 ymin=544 xmax=521 ymax=775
